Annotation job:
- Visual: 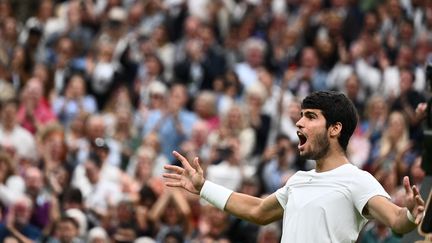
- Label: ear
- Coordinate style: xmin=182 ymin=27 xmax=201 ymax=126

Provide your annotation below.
xmin=329 ymin=122 xmax=342 ymax=138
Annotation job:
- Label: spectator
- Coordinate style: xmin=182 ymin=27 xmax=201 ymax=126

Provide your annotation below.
xmin=126 ymin=146 xmax=159 ymax=196
xmin=390 ymin=68 xmax=426 ymax=144
xmin=0 ymin=98 xmax=38 ymax=163
xmin=259 ymin=134 xmax=298 ymax=193
xmin=0 ymin=195 xmax=42 ymax=242
xmin=244 ymin=82 xmax=272 ymax=162
xmin=87 ymin=227 xmax=109 ymax=243
xmin=256 ymin=222 xmax=281 ymax=243
xmin=52 ymin=73 xmax=97 ymax=127
xmin=207 ymin=104 xmax=255 ymax=162
xmin=149 ymin=189 xmax=192 ymax=242
xmin=81 ymin=152 xmax=122 ymax=225
xmin=369 ymin=111 xmax=416 ymax=182
xmin=286 ymin=46 xmax=328 ymax=99
xmin=139 ymin=132 xmax=170 ymax=179
xmin=17 ymin=77 xmax=57 ymax=134
xmin=24 ymin=166 xmax=58 ymax=232
xmin=72 ymin=138 xmax=122 ymax=202
xmin=0 ymin=151 xmax=25 ymax=208
xmin=45 ymin=216 xmax=83 ymax=243
xmin=193 ymin=91 xmax=220 ymax=132
xmin=142 ymin=83 xmax=198 ymax=162
xmin=74 ymin=114 xmax=121 ymax=167
xmin=235 ymin=37 xmax=266 ymax=89
xmin=207 ymin=136 xmax=245 ymax=191
xmin=86 ymin=40 xmax=117 ymax=110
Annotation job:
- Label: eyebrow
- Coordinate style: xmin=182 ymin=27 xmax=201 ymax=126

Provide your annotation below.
xmin=301 ymin=110 xmax=319 ymax=118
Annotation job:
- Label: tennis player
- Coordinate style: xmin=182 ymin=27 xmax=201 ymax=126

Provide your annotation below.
xmin=164 ymin=91 xmax=425 ymax=242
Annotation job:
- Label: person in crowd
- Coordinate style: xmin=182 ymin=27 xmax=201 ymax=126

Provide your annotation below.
xmin=0 ymin=151 xmax=24 ymax=209
xmin=368 ymin=111 xmax=417 ymax=182
xmin=0 ymin=195 xmax=42 ymax=242
xmin=259 ymin=134 xmax=299 ymax=194
xmin=81 ymin=152 xmax=122 ymax=226
xmin=52 ymin=73 xmax=97 ymax=127
xmin=141 ymin=83 xmax=197 ymax=162
xmin=17 ymin=77 xmax=57 ymax=134
xmin=0 ymin=98 xmax=38 ymax=163
xmin=148 ymin=189 xmax=192 ymax=242
xmin=24 ymin=166 xmax=59 ymax=233
xmin=45 ymin=216 xmax=83 ymax=243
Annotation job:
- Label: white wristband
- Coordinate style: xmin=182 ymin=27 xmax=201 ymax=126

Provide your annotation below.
xmin=200 ymin=181 xmax=233 ymax=210
xmin=407 ymin=209 xmax=416 ymax=224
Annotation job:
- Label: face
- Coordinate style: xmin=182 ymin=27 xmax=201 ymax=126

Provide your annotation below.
xmin=25 ymin=168 xmax=44 ymax=196
xmin=57 ymin=221 xmax=78 ymax=242
xmin=295 ymin=109 xmax=330 ymax=160
xmin=1 ymin=102 xmax=17 ymax=127
xmin=84 ymin=161 xmax=99 ymax=184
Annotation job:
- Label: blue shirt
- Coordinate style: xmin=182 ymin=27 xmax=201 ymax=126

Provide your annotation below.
xmin=142 ymin=109 xmax=197 ymax=161
xmin=0 ymin=223 xmax=42 ymax=241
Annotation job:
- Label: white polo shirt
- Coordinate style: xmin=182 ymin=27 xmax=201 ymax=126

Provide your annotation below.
xmin=275 ymin=163 xmax=390 ymax=243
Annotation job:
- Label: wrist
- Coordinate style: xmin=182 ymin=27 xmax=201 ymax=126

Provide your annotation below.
xmin=406 ymin=209 xmax=416 ymax=224
xmin=200 ymin=181 xmax=233 ymax=210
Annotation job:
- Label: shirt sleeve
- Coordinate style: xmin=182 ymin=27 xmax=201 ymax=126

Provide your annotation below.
xmin=350 ymin=170 xmax=390 ymax=216
xmin=275 ymin=184 xmax=290 ymax=209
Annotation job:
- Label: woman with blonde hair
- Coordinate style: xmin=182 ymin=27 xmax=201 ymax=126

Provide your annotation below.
xmin=369 ymin=111 xmax=417 ymax=184
xmin=207 ymin=104 xmax=255 ymax=164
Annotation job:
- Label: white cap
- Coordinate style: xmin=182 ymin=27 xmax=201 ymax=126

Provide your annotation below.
xmin=65 ymin=208 xmax=87 ymax=237
xmin=135 ymin=237 xmax=156 ymax=243
xmin=108 ymin=7 xmax=127 ymax=22
xmin=88 ymin=227 xmax=109 ymax=242
xmin=148 ymin=81 xmax=167 ymax=95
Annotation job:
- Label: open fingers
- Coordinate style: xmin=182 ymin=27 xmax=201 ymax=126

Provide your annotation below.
xmin=192 ymin=157 xmax=203 ymax=174
xmin=416 ymin=194 xmax=425 ymax=207
xmin=164 ymin=164 xmax=185 ymax=174
xmin=413 ymin=185 xmax=421 ymax=198
xmin=415 ymin=205 xmax=425 ymax=224
xmin=173 ymin=151 xmax=194 ymax=171
xmin=163 ymin=173 xmax=182 ymax=181
xmin=403 ymin=176 xmax=413 ymax=195
xmin=165 ymin=181 xmax=183 ymax=188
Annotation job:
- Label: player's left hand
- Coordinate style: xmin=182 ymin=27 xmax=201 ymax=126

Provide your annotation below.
xmin=403 ymin=176 xmax=425 ymax=224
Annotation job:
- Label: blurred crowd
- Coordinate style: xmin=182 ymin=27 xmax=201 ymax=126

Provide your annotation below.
xmin=0 ymin=0 xmax=431 ymax=242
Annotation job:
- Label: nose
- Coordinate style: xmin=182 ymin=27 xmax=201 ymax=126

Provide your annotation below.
xmin=295 ymin=116 xmax=304 ymax=129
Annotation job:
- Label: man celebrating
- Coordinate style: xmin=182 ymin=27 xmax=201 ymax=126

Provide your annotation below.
xmin=163 ymin=91 xmax=425 ymax=242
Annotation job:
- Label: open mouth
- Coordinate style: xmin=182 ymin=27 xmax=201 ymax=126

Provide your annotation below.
xmin=297 ymin=131 xmax=307 ymax=147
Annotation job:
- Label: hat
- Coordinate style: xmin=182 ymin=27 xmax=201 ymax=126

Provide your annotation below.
xmin=148 ymin=81 xmax=167 ymax=95
xmin=88 ymin=227 xmax=108 ymax=241
xmin=134 ymin=237 xmax=156 ymax=243
xmin=93 ymin=137 xmax=109 ymax=151
xmin=108 ymin=7 xmax=127 ymax=22
xmin=65 ymin=208 xmax=87 ymax=237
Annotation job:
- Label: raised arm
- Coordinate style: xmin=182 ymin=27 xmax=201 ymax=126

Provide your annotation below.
xmin=366 ymin=176 xmax=425 ymax=234
xmin=163 ymin=151 xmax=284 ymax=225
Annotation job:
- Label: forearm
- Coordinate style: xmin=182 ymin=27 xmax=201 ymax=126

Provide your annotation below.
xmin=7 ymin=226 xmax=34 ymax=243
xmin=200 ymin=181 xmax=283 ymax=225
xmin=390 ymin=207 xmax=417 ymax=234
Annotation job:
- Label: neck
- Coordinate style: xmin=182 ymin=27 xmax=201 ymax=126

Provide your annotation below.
xmin=315 ymin=149 xmax=349 ymax=172
xmin=3 ymin=123 xmax=14 ymax=131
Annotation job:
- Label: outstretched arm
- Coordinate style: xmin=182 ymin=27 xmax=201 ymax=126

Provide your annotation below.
xmin=367 ymin=176 xmax=425 ymax=234
xmin=163 ymin=151 xmax=284 ymax=225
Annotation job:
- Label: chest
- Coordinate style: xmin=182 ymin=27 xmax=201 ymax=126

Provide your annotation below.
xmin=285 ymin=178 xmax=353 ymax=213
